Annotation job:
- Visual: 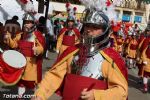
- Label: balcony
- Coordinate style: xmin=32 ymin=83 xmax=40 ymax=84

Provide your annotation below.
xmin=50 ymin=0 xmax=146 ymax=11
xmin=115 ymin=0 xmax=146 ymax=11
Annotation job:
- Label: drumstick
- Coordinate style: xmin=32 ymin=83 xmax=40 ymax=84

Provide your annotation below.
xmin=33 ymin=34 xmax=37 ymax=56
xmin=0 ymin=47 xmax=4 ymax=53
xmin=87 ymin=83 xmax=96 ymax=91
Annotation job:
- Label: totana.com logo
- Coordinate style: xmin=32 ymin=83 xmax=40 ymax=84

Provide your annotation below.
xmin=3 ymin=94 xmax=35 ymax=99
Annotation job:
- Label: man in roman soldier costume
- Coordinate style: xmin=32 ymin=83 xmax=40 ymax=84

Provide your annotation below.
xmin=116 ymin=31 xmax=124 ymax=55
xmin=139 ymin=24 xmax=150 ymax=92
xmin=33 ymin=0 xmax=128 ymax=100
xmin=109 ymin=21 xmax=119 ymax=51
xmin=126 ymin=33 xmax=138 ymax=69
xmin=136 ymin=24 xmax=150 ymax=84
xmin=123 ymin=32 xmax=132 ymax=57
xmin=56 ymin=3 xmax=80 ymax=55
xmin=4 ymin=12 xmax=45 ymax=96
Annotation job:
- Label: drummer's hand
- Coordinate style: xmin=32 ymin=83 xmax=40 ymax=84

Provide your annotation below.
xmin=31 ymin=96 xmax=42 ymax=100
xmin=32 ymin=47 xmax=38 ymax=56
xmin=80 ymin=88 xmax=94 ymax=100
xmin=56 ymin=50 xmax=59 ymax=54
xmin=5 ymin=31 xmax=11 ymax=39
xmin=143 ymin=61 xmax=148 ymax=65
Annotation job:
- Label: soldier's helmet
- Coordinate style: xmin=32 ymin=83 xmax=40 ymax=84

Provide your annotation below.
xmin=22 ymin=13 xmax=36 ymax=33
xmin=22 ymin=13 xmax=35 ymax=23
xmin=81 ymin=8 xmax=110 ymax=56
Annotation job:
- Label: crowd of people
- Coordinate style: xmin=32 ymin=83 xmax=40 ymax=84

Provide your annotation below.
xmin=0 ymin=1 xmax=150 ymax=100
xmin=110 ymin=21 xmax=150 ymax=93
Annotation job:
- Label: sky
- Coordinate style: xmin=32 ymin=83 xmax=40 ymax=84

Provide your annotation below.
xmin=0 ymin=0 xmax=54 ymax=25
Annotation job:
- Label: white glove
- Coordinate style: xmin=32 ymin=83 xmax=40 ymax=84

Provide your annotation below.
xmin=136 ymin=57 xmax=140 ymax=61
xmin=0 ymin=48 xmax=3 ymax=53
xmin=143 ymin=61 xmax=148 ymax=65
xmin=18 ymin=87 xmax=25 ymax=96
xmin=4 ymin=31 xmax=11 ymax=39
xmin=56 ymin=50 xmax=59 ymax=54
xmin=4 ymin=34 xmax=9 ymax=39
xmin=42 ymin=34 xmax=45 ymax=37
xmin=32 ymin=47 xmax=38 ymax=56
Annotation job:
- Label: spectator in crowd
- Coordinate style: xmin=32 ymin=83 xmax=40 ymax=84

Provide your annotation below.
xmin=4 ymin=15 xmax=21 ymax=39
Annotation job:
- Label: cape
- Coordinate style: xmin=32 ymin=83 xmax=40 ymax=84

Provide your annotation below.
xmin=34 ymin=31 xmax=45 ymax=83
xmin=52 ymin=45 xmax=127 ymax=82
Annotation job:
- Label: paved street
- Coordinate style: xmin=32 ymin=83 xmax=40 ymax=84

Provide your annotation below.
xmin=128 ymin=68 xmax=150 ymax=100
xmin=0 ymin=51 xmax=150 ymax=100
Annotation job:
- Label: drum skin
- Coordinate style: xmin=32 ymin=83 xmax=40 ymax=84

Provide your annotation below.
xmin=2 ymin=50 xmax=26 ymax=68
xmin=0 ymin=50 xmax=26 ymax=85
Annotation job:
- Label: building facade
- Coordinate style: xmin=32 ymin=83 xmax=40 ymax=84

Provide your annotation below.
xmin=50 ymin=0 xmax=149 ymax=25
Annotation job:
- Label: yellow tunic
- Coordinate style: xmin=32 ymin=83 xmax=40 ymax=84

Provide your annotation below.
xmin=4 ymin=31 xmax=44 ymax=83
xmin=141 ymin=47 xmax=150 ymax=73
xmin=124 ymin=37 xmax=131 ymax=55
xmin=127 ymin=39 xmax=138 ymax=59
xmin=137 ymin=38 xmax=146 ymax=64
xmin=116 ymin=38 xmax=124 ymax=53
xmin=34 ymin=50 xmax=128 ymax=100
xmin=56 ymin=29 xmax=79 ymax=55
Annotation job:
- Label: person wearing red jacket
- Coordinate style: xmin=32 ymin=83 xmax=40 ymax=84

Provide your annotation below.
xmin=56 ymin=17 xmax=80 ymax=56
xmin=140 ymin=25 xmax=150 ymax=92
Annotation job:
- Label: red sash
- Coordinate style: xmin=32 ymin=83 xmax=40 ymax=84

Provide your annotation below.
xmin=62 ymin=74 xmax=107 ymax=100
xmin=130 ymin=44 xmax=138 ymax=50
xmin=117 ymin=41 xmax=123 ymax=45
xmin=146 ymin=47 xmax=150 ymax=59
xmin=18 ymin=40 xmax=34 ymax=57
xmin=62 ymin=35 xmax=75 ymax=46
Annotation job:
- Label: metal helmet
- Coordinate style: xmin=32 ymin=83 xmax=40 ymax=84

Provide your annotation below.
xmin=66 ymin=16 xmax=76 ymax=28
xmin=22 ymin=13 xmax=36 ymax=33
xmin=67 ymin=16 xmax=75 ymax=22
xmin=22 ymin=13 xmax=35 ymax=22
xmin=81 ymin=8 xmax=110 ymax=56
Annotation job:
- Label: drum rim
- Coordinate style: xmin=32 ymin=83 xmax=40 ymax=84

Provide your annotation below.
xmin=2 ymin=50 xmax=27 ymax=68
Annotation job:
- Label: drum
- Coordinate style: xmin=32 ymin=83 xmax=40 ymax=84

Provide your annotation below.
xmin=0 ymin=50 xmax=26 ymax=85
xmin=62 ymin=74 xmax=108 ymax=100
xmin=2 ymin=50 xmax=26 ymax=69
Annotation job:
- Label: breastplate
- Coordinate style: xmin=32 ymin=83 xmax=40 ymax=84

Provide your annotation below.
xmin=64 ymin=30 xmax=75 ymax=36
xmin=24 ymin=33 xmax=35 ymax=42
xmin=71 ymin=52 xmax=104 ymax=80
